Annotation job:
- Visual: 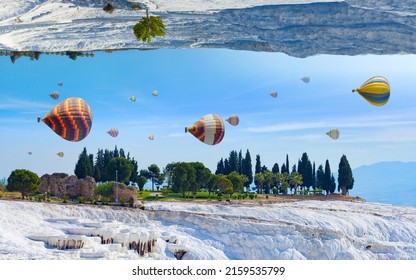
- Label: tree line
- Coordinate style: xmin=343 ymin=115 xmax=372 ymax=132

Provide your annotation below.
xmin=75 ymin=147 xmax=354 ymax=196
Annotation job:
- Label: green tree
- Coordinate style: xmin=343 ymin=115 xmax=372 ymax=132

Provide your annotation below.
xmin=242 ymin=149 xmax=253 ymax=191
xmin=190 ymin=162 xmax=212 ymax=192
xmin=136 ymin=175 xmax=147 ymax=191
xmin=298 ymin=152 xmax=313 ymax=191
xmin=228 ymin=150 xmax=239 ymax=174
xmin=263 ymin=170 xmax=274 ymax=194
xmin=106 ymin=157 xmax=133 ymax=184
xmin=172 ymin=162 xmax=196 ymax=197
xmin=254 ymin=172 xmax=264 ymax=194
xmin=133 ymin=9 xmax=166 ymax=44
xmin=7 ymin=169 xmax=41 ymax=198
xmin=227 ymin=171 xmax=247 ymax=193
xmin=216 ymin=175 xmax=233 ymax=194
xmin=290 ymin=172 xmax=303 ymax=195
xmin=146 ymin=163 xmax=161 ymax=191
xmin=338 ymin=155 xmax=354 ymax=195
xmin=255 ymin=154 xmax=262 ymax=174
xmin=323 ymin=160 xmax=332 ymax=195
xmin=74 ymin=147 xmax=94 ymax=179
xmin=94 ymin=182 xmax=114 ymax=197
xmin=163 ymin=162 xmax=178 ymax=187
xmin=316 ymin=164 xmax=325 ymax=190
xmin=215 ymin=158 xmax=225 ymax=174
xmin=272 ymin=163 xmax=280 ymax=174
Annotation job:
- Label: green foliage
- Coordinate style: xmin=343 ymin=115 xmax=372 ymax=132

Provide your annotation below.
xmin=101 ymin=197 xmax=110 ymax=205
xmin=171 ymin=162 xmax=196 ymax=196
xmin=137 ymin=190 xmax=151 ymax=199
xmin=103 ymin=3 xmax=114 ymax=13
xmin=94 ymin=182 xmax=114 ymax=197
xmin=338 ymin=155 xmax=354 ymax=195
xmin=77 ymin=196 xmax=87 ymax=204
xmin=74 ymin=148 xmax=94 ymax=179
xmin=7 ymin=169 xmax=41 ymax=197
xmin=106 ymin=157 xmax=133 ymax=184
xmin=133 ymin=11 xmax=166 ymax=43
xmin=136 ymin=175 xmax=147 ymax=191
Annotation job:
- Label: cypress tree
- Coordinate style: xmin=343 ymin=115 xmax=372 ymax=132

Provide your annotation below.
xmin=316 ymin=164 xmax=324 ymax=191
xmin=215 ymin=158 xmax=225 ymax=174
xmin=255 ymin=154 xmax=262 ymax=174
xmin=285 ymin=154 xmax=289 ymax=174
xmin=242 ymin=149 xmax=253 ymax=190
xmin=323 ymin=160 xmax=332 ymax=195
xmin=74 ymin=148 xmax=92 ymax=179
xmin=238 ymin=150 xmax=243 ymax=174
xmin=337 ymin=155 xmax=354 ymax=195
xmin=228 ymin=150 xmax=239 ymax=174
xmin=272 ymin=163 xmax=280 ymax=174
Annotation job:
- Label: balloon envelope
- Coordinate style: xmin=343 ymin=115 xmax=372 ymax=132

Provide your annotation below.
xmin=107 ymin=128 xmax=119 ymax=137
xmin=185 ymin=114 xmax=225 ymax=145
xmin=152 ymin=90 xmax=158 ymax=96
xmin=326 ymin=128 xmax=340 ymax=140
xmin=130 ymin=96 xmax=137 ymax=102
xmin=57 ymin=82 xmax=63 ymax=86
xmin=353 ymin=76 xmax=390 ymax=106
xmin=42 ymin=97 xmax=92 ymax=142
xmin=57 ymin=152 xmax=64 ymax=157
xmin=301 ymin=76 xmax=310 ymax=83
xmin=149 ymin=135 xmax=154 ymax=140
xmin=270 ymin=91 xmax=278 ymax=98
xmin=226 ymin=115 xmax=239 ymax=126
xmin=49 ymin=91 xmax=59 ymax=100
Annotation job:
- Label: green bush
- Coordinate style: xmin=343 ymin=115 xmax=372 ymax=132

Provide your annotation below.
xmin=119 ymin=198 xmax=126 ymax=206
xmin=78 ymin=196 xmax=86 ymax=204
xmin=137 ymin=190 xmax=151 ymax=199
xmin=94 ymin=182 xmax=114 ymax=197
xmin=102 ymin=197 xmax=110 ymax=205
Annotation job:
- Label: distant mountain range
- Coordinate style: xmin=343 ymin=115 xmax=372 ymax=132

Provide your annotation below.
xmin=350 ymin=161 xmax=416 ymax=207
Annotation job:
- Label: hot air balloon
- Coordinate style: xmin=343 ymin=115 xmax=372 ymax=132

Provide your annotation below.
xmin=152 ymin=90 xmax=158 ymax=96
xmin=28 ymin=152 xmax=32 ymax=155
xmin=185 ymin=114 xmax=225 ymax=145
xmin=40 ymin=97 xmax=92 ymax=142
xmin=326 ymin=128 xmax=340 ymax=140
xmin=149 ymin=135 xmax=155 ymax=140
xmin=57 ymin=82 xmax=63 ymax=86
xmin=301 ymin=76 xmax=310 ymax=83
xmin=49 ymin=91 xmax=59 ymax=100
xmin=226 ymin=115 xmax=239 ymax=126
xmin=353 ymin=76 xmax=390 ymax=106
xmin=130 ymin=96 xmax=137 ymax=102
xmin=270 ymin=91 xmax=278 ymax=98
xmin=107 ymin=128 xmax=119 ymax=137
xmin=57 ymin=152 xmax=64 ymax=157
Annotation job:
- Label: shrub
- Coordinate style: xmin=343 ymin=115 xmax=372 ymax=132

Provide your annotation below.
xmin=78 ymin=196 xmax=86 ymax=204
xmin=119 ymin=198 xmax=126 ymax=206
xmin=62 ymin=195 xmax=68 ymax=203
xmin=249 ymin=193 xmax=254 ymax=200
xmin=102 ymin=197 xmax=110 ymax=205
xmin=103 ymin=3 xmax=114 ymax=13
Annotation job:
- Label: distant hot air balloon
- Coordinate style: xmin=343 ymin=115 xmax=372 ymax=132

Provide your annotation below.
xmin=185 ymin=114 xmax=225 ymax=145
xmin=301 ymin=76 xmax=310 ymax=83
xmin=39 ymin=97 xmax=92 ymax=142
xmin=270 ymin=91 xmax=278 ymax=98
xmin=57 ymin=152 xmax=64 ymax=157
xmin=57 ymin=82 xmax=63 ymax=87
xmin=107 ymin=128 xmax=119 ymax=137
xmin=152 ymin=90 xmax=158 ymax=96
xmin=28 ymin=152 xmax=32 ymax=155
xmin=49 ymin=91 xmax=59 ymax=100
xmin=130 ymin=96 xmax=137 ymax=102
xmin=226 ymin=115 xmax=239 ymax=126
xmin=149 ymin=135 xmax=155 ymax=140
xmin=326 ymin=128 xmax=340 ymax=140
xmin=353 ymin=76 xmax=390 ymax=106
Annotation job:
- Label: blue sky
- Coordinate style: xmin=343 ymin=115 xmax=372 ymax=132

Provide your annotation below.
xmin=1 ymin=48 xmax=415 ymax=180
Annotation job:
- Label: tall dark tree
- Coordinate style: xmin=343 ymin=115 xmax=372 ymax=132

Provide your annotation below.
xmin=119 ymin=148 xmax=126 ymax=158
xmin=312 ymin=162 xmax=316 ymax=190
xmin=291 ymin=164 xmax=297 ymax=174
xmin=94 ymin=149 xmax=104 ymax=182
xmin=323 ymin=160 xmax=332 ymax=195
xmin=7 ymin=169 xmax=41 ymax=198
xmin=147 ymin=164 xmax=161 ymax=191
xmin=228 ymin=150 xmax=239 ymax=174
xmin=101 ymin=149 xmax=113 ymax=181
xmin=163 ymin=162 xmax=178 ymax=187
xmin=337 ymin=155 xmax=354 ymax=195
xmin=330 ymin=174 xmax=336 ymax=194
xmin=190 ymin=162 xmax=211 ymax=193
xmin=281 ymin=163 xmax=287 ymax=174
xmin=242 ymin=149 xmax=253 ymax=190
xmin=129 ymin=157 xmax=139 ymax=183
xmin=137 ymin=176 xmax=147 ymax=191
xmin=285 ymin=154 xmax=290 ymax=175
xmin=255 ymin=154 xmax=262 ymax=174
xmin=223 ymin=158 xmax=230 ymax=175
xmin=298 ymin=152 xmax=313 ymax=190
xmin=171 ymin=162 xmax=196 ymax=196
xmin=316 ymin=164 xmax=325 ymax=190
xmin=74 ymin=148 xmax=94 ymax=179
xmin=238 ymin=150 xmax=243 ymax=174
xmin=113 ymin=146 xmax=119 ymax=158
xmin=215 ymin=158 xmax=225 ymax=175
xmin=272 ymin=163 xmax=280 ymax=174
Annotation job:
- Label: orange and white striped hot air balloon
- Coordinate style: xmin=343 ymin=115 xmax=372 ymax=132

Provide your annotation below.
xmin=185 ymin=114 xmax=225 ymax=145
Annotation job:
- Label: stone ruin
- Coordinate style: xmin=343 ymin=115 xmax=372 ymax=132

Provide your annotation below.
xmin=38 ymin=173 xmax=95 ymax=199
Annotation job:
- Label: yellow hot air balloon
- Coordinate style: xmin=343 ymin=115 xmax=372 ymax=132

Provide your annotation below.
xmin=185 ymin=114 xmax=225 ymax=145
xmin=57 ymin=152 xmax=64 ymax=157
xmin=353 ymin=76 xmax=390 ymax=106
xmin=326 ymin=128 xmax=339 ymax=140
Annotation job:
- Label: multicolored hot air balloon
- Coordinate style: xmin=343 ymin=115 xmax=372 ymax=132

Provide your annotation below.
xmin=152 ymin=90 xmax=158 ymax=97
xmin=353 ymin=76 xmax=390 ymax=106
xmin=107 ymin=128 xmax=119 ymax=138
xmin=226 ymin=115 xmax=239 ymax=126
xmin=149 ymin=135 xmax=155 ymax=140
xmin=185 ymin=114 xmax=225 ymax=145
xmin=57 ymin=82 xmax=63 ymax=87
xmin=40 ymin=97 xmax=92 ymax=142
xmin=301 ymin=76 xmax=310 ymax=83
xmin=326 ymin=128 xmax=339 ymax=140
xmin=49 ymin=91 xmax=59 ymax=100
xmin=130 ymin=96 xmax=137 ymax=102
xmin=270 ymin=91 xmax=278 ymax=98
xmin=57 ymin=152 xmax=64 ymax=157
